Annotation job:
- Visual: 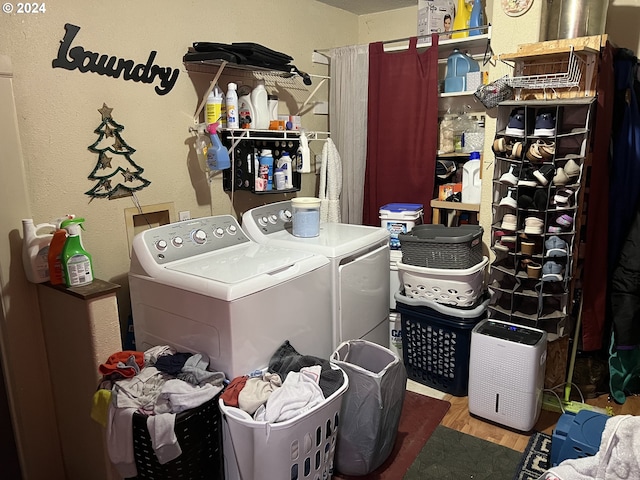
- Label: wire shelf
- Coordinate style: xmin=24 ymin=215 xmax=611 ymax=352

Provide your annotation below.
xmin=505 ymin=47 xmax=584 ymax=91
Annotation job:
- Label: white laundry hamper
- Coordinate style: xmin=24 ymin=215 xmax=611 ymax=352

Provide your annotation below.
xmin=219 ymin=366 xmax=349 ymax=480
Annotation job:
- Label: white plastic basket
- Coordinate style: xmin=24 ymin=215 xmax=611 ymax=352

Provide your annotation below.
xmin=220 ymin=366 xmax=349 ymax=480
xmin=398 ymin=256 xmax=488 ymax=307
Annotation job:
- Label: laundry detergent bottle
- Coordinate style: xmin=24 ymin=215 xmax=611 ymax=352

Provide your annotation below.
xmin=21 ymin=218 xmax=56 ymax=283
xmin=60 ymin=217 xmax=94 ymax=287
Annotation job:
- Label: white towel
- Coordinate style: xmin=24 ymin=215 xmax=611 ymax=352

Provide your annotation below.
xmin=319 ymin=137 xmax=342 ymax=223
xmin=264 ymin=366 xmax=324 ymax=423
xmin=147 ymin=413 xmax=181 ymax=465
xmin=155 ymin=378 xmax=221 ymax=414
xmin=106 ymin=405 xmax=137 ymax=478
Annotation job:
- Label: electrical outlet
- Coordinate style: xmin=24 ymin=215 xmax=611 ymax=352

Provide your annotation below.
xmin=179 ymin=211 xmax=191 ymax=221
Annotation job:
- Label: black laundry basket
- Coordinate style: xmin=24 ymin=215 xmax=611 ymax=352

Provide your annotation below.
xmin=330 ymin=339 xmax=407 ymax=476
xmin=127 ymin=390 xmax=224 ymax=479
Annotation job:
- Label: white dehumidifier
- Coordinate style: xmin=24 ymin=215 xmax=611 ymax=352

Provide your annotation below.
xmin=468 ymin=319 xmax=547 ymax=431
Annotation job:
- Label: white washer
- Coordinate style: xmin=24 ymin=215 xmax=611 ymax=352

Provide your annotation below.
xmin=242 ymin=201 xmax=391 ymax=349
xmin=129 ymin=215 xmax=332 ymax=379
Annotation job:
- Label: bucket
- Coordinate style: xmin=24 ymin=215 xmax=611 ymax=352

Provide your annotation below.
xmin=291 ymin=197 xmax=321 ymax=237
xmin=379 ymin=203 xmax=423 ymax=250
xmin=462 ymin=155 xmax=481 ymax=204
xmin=542 ymin=0 xmax=609 ymax=41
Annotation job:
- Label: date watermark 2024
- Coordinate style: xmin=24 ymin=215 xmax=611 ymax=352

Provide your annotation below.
xmin=2 ymin=2 xmax=46 ymax=14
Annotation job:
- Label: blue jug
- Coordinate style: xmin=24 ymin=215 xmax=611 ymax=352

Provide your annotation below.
xmin=444 ymin=49 xmax=480 ymax=93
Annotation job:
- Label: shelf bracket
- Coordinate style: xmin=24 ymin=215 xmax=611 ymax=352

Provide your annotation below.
xmin=192 ymin=60 xmax=228 ymax=126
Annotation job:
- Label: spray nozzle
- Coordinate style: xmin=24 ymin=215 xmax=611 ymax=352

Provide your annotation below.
xmin=60 ymin=217 xmax=86 ymax=234
xmin=207 ymin=123 xmax=221 ymax=135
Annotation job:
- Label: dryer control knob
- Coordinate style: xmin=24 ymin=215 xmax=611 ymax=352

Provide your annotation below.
xmin=280 ymin=209 xmax=292 ymax=222
xmin=155 ymin=239 xmax=168 ymax=251
xmin=171 ymin=236 xmax=184 ymax=247
xmin=213 ymin=227 xmax=225 ymax=238
xmin=268 ymin=214 xmax=278 ymax=224
xmin=258 ymin=215 xmax=268 ymax=227
xmin=227 ymin=225 xmax=237 ymax=235
xmin=192 ymin=229 xmax=207 ymax=244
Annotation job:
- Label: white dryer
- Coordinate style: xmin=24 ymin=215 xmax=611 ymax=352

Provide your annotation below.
xmin=242 ymin=201 xmax=391 ymax=349
xmin=129 ymin=215 xmax=332 ymax=379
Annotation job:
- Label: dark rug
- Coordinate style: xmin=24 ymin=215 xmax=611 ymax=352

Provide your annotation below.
xmin=513 ymin=432 xmax=552 ymax=480
xmin=334 ymin=390 xmax=451 ymax=480
xmin=404 ymin=425 xmax=523 ymax=479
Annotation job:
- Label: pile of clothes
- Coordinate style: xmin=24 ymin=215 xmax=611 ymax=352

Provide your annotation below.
xmin=221 ymin=340 xmax=345 ymax=423
xmin=92 ymin=346 xmax=226 ymax=478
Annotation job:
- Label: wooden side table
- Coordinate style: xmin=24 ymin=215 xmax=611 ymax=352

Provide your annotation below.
xmin=430 ymin=199 xmax=480 ymax=226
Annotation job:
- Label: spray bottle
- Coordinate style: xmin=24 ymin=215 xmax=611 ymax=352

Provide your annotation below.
xmin=60 ymin=217 xmax=94 ymax=287
xmin=21 ymin=219 xmax=56 ymax=283
xmin=47 ymin=214 xmax=76 ymax=285
xmin=206 ymin=122 xmax=231 ymax=170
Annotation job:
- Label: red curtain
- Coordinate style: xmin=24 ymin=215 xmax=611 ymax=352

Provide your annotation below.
xmin=362 ymin=35 xmax=440 ymax=226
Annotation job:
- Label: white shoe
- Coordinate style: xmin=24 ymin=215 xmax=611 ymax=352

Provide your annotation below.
xmin=499 ymin=164 xmax=518 ymax=185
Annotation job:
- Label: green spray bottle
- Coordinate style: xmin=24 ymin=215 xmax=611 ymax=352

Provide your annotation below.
xmin=60 ymin=217 xmax=94 ymax=287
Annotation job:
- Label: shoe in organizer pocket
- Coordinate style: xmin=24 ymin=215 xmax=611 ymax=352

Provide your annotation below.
xmin=545 ymin=235 xmax=568 ymax=257
xmin=534 ymin=109 xmax=557 ymax=137
xmin=505 ymin=108 xmax=526 ymax=136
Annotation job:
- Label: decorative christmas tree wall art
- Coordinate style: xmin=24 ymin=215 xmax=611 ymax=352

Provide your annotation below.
xmin=86 ymin=103 xmax=151 ymax=200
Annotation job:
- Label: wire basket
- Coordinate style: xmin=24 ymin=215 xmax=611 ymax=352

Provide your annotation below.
xmin=399 ymin=224 xmax=484 ymax=269
xmin=474 ymin=76 xmax=514 ymax=108
xmin=129 ymin=391 xmax=224 ymax=479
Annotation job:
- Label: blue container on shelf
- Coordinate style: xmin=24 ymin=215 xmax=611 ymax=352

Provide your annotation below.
xmin=444 ymin=49 xmax=480 ymax=93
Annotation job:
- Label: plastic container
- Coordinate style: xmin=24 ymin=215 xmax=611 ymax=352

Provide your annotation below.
xmin=226 ymin=82 xmax=239 ymax=129
xmin=379 ymin=203 xmax=424 ymax=250
xmin=469 ymin=0 xmax=484 ymax=36
xmin=291 ymin=197 xmax=321 ymax=238
xmin=551 ymin=410 xmax=607 ymax=467
xmin=274 ymin=169 xmax=286 ymax=190
xmin=219 ymin=366 xmax=348 ymax=480
xmin=399 ymin=224 xmax=484 ymax=269
xmin=276 ymin=152 xmax=294 ymax=189
xmin=258 ymin=149 xmax=274 ymax=191
xmin=238 ymin=93 xmax=253 ymax=129
xmin=395 ymin=293 xmax=490 ymax=396
xmin=462 ymin=155 xmax=481 ymax=204
xmin=205 ymin=85 xmax=223 ymax=126
xmin=250 ymin=80 xmax=269 ymax=130
xmin=21 ymin=219 xmax=56 ymax=283
xmin=397 ymin=256 xmax=488 ymax=307
xmin=330 ymin=340 xmax=406 ymax=476
xmin=451 ymin=0 xmax=472 ymax=38
xmin=206 ymin=123 xmax=231 ymax=171
xmin=60 ymin=217 xmax=93 ymax=287
xmin=131 ymin=391 xmax=224 ymax=479
xmin=268 ymin=94 xmax=279 ymax=121
xmin=444 ymin=49 xmax=480 ymax=93
xmin=47 ymin=214 xmax=77 ymax=286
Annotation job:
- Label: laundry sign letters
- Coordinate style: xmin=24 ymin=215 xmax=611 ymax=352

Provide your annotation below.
xmin=52 ymin=23 xmax=179 ymax=95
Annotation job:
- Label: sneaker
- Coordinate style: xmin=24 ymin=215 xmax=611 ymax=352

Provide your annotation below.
xmin=524 ymin=216 xmax=544 ymax=234
xmin=556 ymin=213 xmax=574 ymax=227
xmin=501 ymin=213 xmax=518 ymax=231
xmin=505 ymin=108 xmax=526 ymax=136
xmin=499 ymin=164 xmax=518 ymax=185
xmin=499 ymin=188 xmax=518 ymax=208
xmin=534 ymin=109 xmax=557 ymax=137
xmin=545 ymin=236 xmax=568 ymax=257
xmin=518 ymin=166 xmax=538 ymax=187
xmin=494 ymin=235 xmax=516 ymax=251
xmin=553 ymin=167 xmax=570 ymax=186
xmin=547 ymin=225 xmax=566 ymax=234
xmin=533 ymin=189 xmax=548 ymax=210
xmin=518 ymin=193 xmax=535 ymax=209
xmin=553 ymin=187 xmax=575 ymax=206
xmin=542 ymin=261 xmax=564 ymax=281
xmin=533 ymin=164 xmax=555 ymax=186
xmin=564 ymin=158 xmax=581 ymax=180
xmin=436 ymin=159 xmax=457 ymax=179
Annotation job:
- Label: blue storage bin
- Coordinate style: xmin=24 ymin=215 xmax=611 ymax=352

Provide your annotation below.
xmin=551 ymin=410 xmax=608 ymax=467
xmin=395 ymin=292 xmax=488 ymax=396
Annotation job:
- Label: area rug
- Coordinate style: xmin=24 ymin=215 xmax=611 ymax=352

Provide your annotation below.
xmin=334 ymin=390 xmax=451 ymax=480
xmin=405 ymin=425 xmax=523 ymax=479
xmin=513 ymin=432 xmax=552 ymax=480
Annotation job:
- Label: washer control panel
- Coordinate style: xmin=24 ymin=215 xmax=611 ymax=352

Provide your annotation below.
xmin=138 ymin=215 xmax=249 ymax=264
xmin=244 ymin=200 xmax=293 ymax=235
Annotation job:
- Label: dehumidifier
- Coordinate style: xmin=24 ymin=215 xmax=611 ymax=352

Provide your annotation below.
xmin=468 ymin=319 xmax=547 ymax=431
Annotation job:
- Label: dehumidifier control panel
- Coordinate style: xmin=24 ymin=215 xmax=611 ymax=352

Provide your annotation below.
xmin=136 ymin=215 xmax=250 ymax=264
xmin=475 ymin=320 xmax=545 ymax=346
xmin=242 ymin=201 xmax=293 ymax=235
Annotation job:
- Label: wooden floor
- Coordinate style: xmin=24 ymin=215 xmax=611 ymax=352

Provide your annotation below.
xmin=439 ymin=391 xmax=640 ymax=452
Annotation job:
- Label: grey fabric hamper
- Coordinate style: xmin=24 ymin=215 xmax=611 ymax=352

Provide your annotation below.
xmin=330 ymin=339 xmax=407 ymax=476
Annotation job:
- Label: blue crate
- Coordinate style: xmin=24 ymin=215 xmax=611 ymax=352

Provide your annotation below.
xmin=396 ymin=294 xmax=488 ymax=396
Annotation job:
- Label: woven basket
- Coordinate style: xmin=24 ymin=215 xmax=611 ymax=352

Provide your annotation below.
xmin=129 ymin=390 xmax=224 ymax=479
xmin=474 ymin=76 xmax=514 ymax=108
xmin=399 ymin=224 xmax=483 ymax=269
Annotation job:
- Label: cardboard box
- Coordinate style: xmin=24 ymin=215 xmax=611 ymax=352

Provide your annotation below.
xmin=438 ymin=182 xmax=462 ymax=200
xmin=418 ymin=0 xmax=456 ymax=41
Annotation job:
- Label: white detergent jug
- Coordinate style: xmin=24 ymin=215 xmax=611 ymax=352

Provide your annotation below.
xmin=462 ymin=156 xmax=481 ymax=204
